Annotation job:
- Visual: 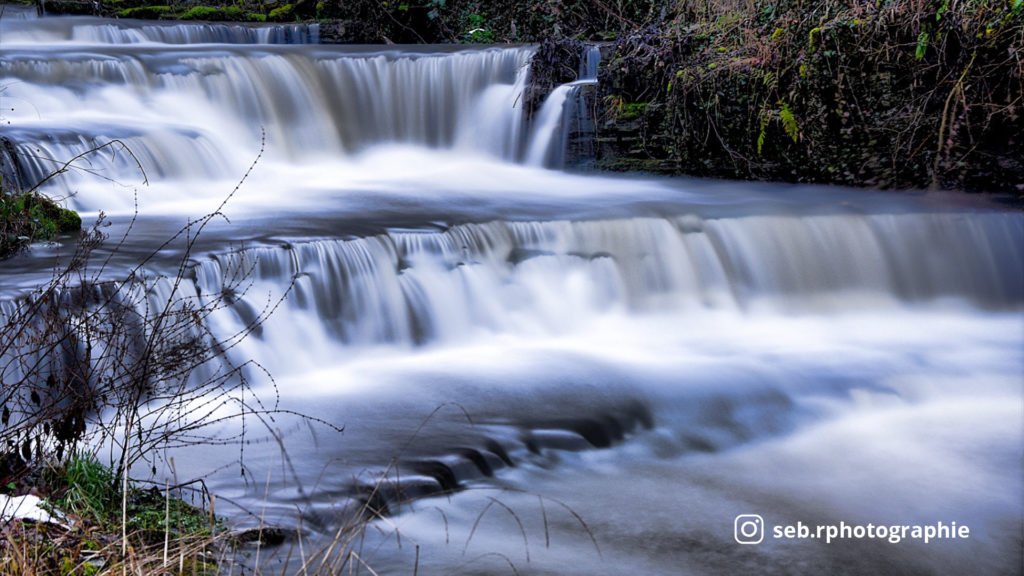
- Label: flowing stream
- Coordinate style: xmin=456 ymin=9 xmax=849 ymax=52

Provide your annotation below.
xmin=1 ymin=14 xmax=1022 ymax=576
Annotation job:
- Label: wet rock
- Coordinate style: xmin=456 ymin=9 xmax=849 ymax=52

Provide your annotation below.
xmin=230 ymin=526 xmax=288 ymax=546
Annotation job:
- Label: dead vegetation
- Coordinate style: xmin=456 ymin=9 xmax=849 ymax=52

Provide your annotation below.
xmin=596 ymin=0 xmax=1023 ymax=192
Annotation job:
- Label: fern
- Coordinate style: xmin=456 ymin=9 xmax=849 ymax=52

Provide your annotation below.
xmin=756 ymin=104 xmax=770 ymax=155
xmin=779 ymin=101 xmax=799 ymax=143
xmin=755 ymin=101 xmax=798 ymax=153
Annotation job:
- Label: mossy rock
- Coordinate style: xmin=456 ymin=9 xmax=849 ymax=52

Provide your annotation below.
xmin=179 ymin=5 xmax=246 ymax=21
xmin=55 ymin=208 xmax=81 ymax=233
xmin=27 ymin=194 xmax=81 ymax=234
xmin=267 ymin=3 xmax=295 ymax=22
xmin=0 ymin=193 xmax=81 ymax=259
xmin=116 ymin=5 xmax=172 ymax=19
xmin=596 ymin=157 xmax=677 ymax=174
xmin=617 ymin=102 xmax=648 ymax=121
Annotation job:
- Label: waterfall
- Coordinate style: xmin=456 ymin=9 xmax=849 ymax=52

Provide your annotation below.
xmin=1 ymin=22 xmax=609 ymax=206
xmin=525 ymin=85 xmax=575 ymax=166
xmin=525 ymin=44 xmax=602 ymax=168
xmin=189 ymin=212 xmax=1023 ymax=360
xmin=0 ymin=42 xmax=542 ymax=207
xmin=580 ymin=45 xmax=601 ymax=81
xmin=2 ymin=18 xmax=1022 ymax=575
xmin=5 ymin=210 xmax=1019 ymax=402
xmin=2 ymin=17 xmax=1020 ymax=379
xmin=0 ymin=4 xmax=36 ymax=20
xmin=0 ymin=16 xmax=319 ymax=44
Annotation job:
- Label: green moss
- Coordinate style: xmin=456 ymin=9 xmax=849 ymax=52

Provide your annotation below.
xmin=180 ymin=5 xmax=245 ymax=21
xmin=268 ymin=3 xmax=295 ymax=21
xmin=126 ymin=491 xmax=219 ymax=541
xmin=0 ymin=192 xmax=81 ymax=259
xmin=4 ymin=453 xmax=221 ymax=573
xmin=32 ymin=195 xmax=81 ymax=234
xmin=180 ymin=6 xmax=218 ymax=20
xmin=618 ymin=102 xmax=648 ymax=120
xmin=56 ymin=208 xmax=81 ymax=233
xmin=246 ymin=12 xmax=267 ymax=22
xmin=47 ymin=453 xmax=218 ymax=541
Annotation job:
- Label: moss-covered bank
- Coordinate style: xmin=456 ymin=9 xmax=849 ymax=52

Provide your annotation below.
xmin=0 ymin=191 xmax=81 ymax=260
xmin=1 ymin=453 xmax=220 ymax=575
xmin=590 ymin=1 xmax=1023 ymax=193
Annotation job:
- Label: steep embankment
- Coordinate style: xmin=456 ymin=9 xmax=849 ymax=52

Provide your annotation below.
xmin=591 ymin=1 xmax=1023 ymax=193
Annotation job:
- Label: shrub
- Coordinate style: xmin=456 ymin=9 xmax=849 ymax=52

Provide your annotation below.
xmin=463 ymin=13 xmax=495 ymax=43
xmin=268 ymin=3 xmax=295 ymax=22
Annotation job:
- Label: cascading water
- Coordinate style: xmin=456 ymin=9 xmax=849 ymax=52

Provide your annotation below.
xmin=192 ymin=214 xmax=1022 ymax=355
xmin=1 ymin=14 xmax=1021 ymax=576
xmin=0 ymin=43 xmax=540 ymax=207
xmin=525 ymin=44 xmax=601 ymax=167
xmin=0 ymin=16 xmax=320 ymax=44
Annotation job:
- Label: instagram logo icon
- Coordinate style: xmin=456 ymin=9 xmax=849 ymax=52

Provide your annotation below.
xmin=734 ymin=514 xmax=764 ymax=544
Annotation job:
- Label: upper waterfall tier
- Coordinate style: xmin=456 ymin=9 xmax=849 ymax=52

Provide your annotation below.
xmin=0 ymin=43 xmax=540 ymax=209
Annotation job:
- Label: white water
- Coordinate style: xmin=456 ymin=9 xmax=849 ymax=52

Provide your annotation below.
xmin=0 ymin=42 xmax=540 ymax=207
xmin=0 ymin=15 xmax=319 ymax=44
xmin=185 ymin=214 xmax=1021 ymax=363
xmin=1 ymin=15 xmax=1022 ymax=576
xmin=525 ymin=46 xmax=601 ymax=167
xmin=526 ymin=84 xmax=574 ymax=165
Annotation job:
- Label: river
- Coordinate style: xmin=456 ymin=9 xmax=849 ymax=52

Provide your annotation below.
xmin=1 ymin=13 xmax=1022 ymax=575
